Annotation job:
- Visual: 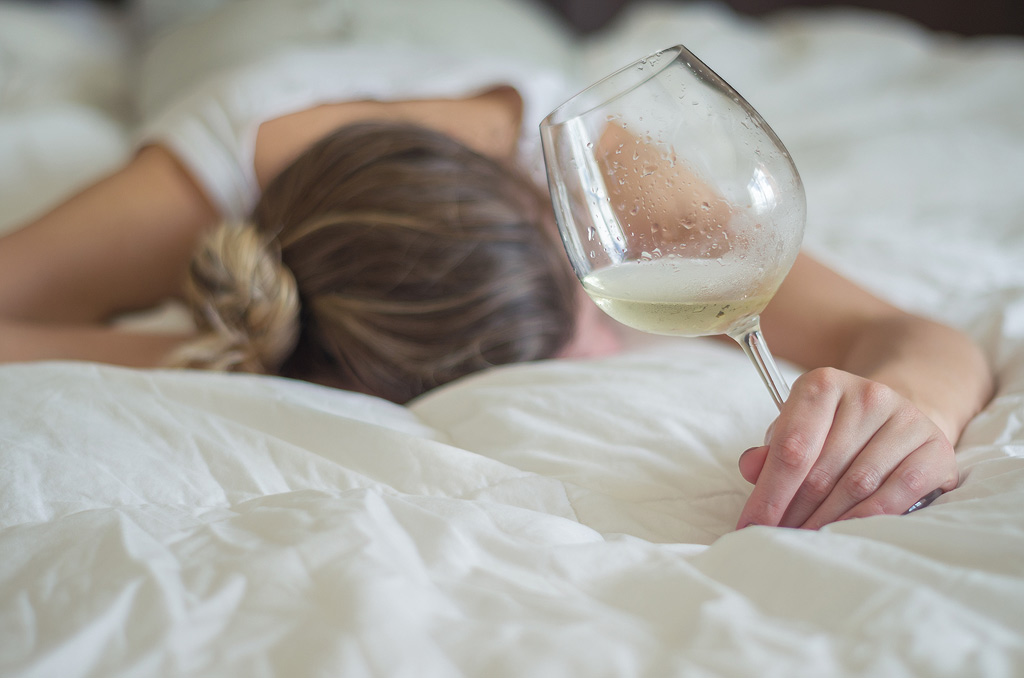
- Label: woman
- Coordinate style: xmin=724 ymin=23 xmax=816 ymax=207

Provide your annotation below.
xmin=0 ymin=0 xmax=994 ymax=531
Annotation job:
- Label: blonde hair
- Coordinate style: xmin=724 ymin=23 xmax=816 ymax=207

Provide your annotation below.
xmin=171 ymin=122 xmax=576 ymax=402
xmin=171 ymin=223 xmax=299 ymax=374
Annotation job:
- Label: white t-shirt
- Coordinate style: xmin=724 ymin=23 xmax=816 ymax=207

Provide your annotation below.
xmin=134 ymin=0 xmax=577 ymax=219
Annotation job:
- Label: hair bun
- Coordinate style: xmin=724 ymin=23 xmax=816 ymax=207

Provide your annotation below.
xmin=170 ymin=222 xmax=300 ymax=374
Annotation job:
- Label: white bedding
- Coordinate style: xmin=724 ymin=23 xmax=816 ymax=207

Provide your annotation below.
xmin=2 ymin=1 xmax=1023 ymax=676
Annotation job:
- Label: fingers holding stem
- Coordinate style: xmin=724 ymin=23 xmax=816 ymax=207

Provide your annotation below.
xmin=736 ymin=368 xmax=958 ymax=530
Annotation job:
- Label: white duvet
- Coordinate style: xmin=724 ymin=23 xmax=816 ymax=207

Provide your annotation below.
xmin=1 ymin=2 xmax=1023 ymax=676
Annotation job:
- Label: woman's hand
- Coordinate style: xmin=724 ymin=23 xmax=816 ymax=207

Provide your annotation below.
xmin=735 ymin=367 xmax=959 ymax=530
xmin=738 ymin=253 xmax=994 ymax=530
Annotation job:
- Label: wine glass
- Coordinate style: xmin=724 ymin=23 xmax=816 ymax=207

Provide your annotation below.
xmin=540 ymin=45 xmax=805 ymax=409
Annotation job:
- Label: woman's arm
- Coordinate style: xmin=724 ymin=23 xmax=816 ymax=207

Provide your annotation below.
xmin=0 ymin=319 xmax=190 ymax=367
xmin=587 ymin=121 xmax=990 ymax=529
xmin=0 ymin=144 xmax=216 ymax=364
xmin=0 ymin=144 xmax=218 ymax=323
xmin=736 ymin=253 xmax=995 ymax=529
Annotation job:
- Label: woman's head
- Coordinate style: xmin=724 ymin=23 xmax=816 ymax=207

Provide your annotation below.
xmin=173 ymin=121 xmax=578 ymax=403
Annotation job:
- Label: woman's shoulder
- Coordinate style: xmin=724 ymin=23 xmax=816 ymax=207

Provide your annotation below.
xmin=138 ymin=42 xmax=571 ymax=219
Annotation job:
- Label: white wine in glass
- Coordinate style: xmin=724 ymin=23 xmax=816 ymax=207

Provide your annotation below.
xmin=540 ymin=45 xmax=806 ymax=408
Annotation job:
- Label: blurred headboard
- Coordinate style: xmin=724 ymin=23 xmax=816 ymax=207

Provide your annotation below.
xmin=539 ymin=0 xmax=1024 ymax=37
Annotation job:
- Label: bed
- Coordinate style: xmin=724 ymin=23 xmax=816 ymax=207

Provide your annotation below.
xmin=1 ymin=1 xmax=1023 ymax=676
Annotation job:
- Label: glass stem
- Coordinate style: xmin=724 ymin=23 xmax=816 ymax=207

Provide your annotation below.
xmin=728 ymin=315 xmax=789 ymax=411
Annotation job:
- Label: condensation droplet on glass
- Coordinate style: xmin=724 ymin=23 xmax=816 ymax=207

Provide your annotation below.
xmin=629 ymin=204 xmax=640 ymax=216
xmin=587 ymin=226 xmax=596 ymax=241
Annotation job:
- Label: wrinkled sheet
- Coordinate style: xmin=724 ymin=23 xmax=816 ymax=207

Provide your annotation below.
xmin=1 ymin=2 xmax=1023 ymax=676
